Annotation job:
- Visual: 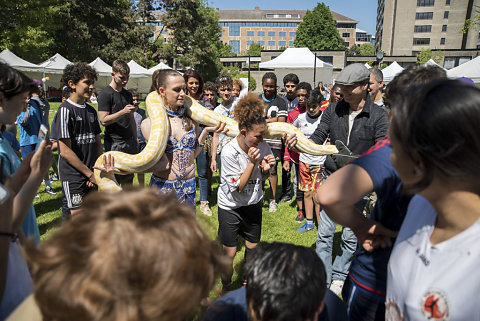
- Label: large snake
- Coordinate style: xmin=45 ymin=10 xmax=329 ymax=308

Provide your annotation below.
xmin=94 ymin=91 xmax=339 ymax=191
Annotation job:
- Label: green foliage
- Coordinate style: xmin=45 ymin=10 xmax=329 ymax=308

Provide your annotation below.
xmin=216 ymin=41 xmax=235 ymax=57
xmin=461 ymin=5 xmax=480 ymax=33
xmin=0 ymin=0 xmax=59 ymax=62
xmin=346 ymin=43 xmax=375 ymax=56
xmin=246 ymin=42 xmax=263 ymax=56
xmin=155 ymin=0 xmax=222 ymax=81
xmin=294 ymin=2 xmax=344 ymax=50
xmin=220 ymin=66 xmax=256 ymax=91
xmin=416 ymin=48 xmax=444 ymax=64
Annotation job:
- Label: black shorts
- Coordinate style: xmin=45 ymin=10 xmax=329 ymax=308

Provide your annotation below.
xmin=218 ymin=201 xmax=263 ymax=247
xmin=269 ymin=149 xmax=282 ymax=175
xmin=138 ymin=141 xmax=147 ymax=153
xmin=61 ymin=179 xmax=96 ymax=209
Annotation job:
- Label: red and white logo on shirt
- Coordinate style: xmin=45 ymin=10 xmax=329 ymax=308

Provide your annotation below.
xmin=421 ymin=289 xmax=450 ymax=321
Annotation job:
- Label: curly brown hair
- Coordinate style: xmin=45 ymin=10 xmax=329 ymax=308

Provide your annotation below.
xmin=233 ymin=93 xmax=266 ymax=130
xmin=25 ymin=188 xmax=230 ymax=321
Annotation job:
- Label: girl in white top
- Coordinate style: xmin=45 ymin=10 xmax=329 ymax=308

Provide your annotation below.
xmin=386 ymin=79 xmax=480 ymax=321
xmin=217 ymin=93 xmax=275 ymax=290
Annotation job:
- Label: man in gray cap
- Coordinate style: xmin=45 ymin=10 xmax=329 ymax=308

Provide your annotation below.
xmin=285 ymin=63 xmax=389 ymax=295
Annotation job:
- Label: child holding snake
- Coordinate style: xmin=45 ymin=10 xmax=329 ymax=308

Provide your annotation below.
xmin=217 ymin=93 xmax=275 ymax=290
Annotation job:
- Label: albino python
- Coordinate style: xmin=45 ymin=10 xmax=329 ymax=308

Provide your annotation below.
xmin=94 ymin=91 xmax=339 ymax=191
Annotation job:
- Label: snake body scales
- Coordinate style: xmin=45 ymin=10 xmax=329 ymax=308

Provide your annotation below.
xmin=94 ymin=91 xmax=338 ymax=191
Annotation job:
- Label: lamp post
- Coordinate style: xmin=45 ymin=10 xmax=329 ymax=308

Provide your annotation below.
xmin=42 ymin=57 xmax=56 ymax=100
xmin=376 ymin=50 xmax=384 ymax=68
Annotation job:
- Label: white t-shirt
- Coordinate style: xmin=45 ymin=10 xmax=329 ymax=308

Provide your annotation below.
xmin=218 ymin=138 xmax=272 ymax=210
xmin=347 ymin=109 xmax=362 ymax=145
xmin=386 ymin=195 xmax=480 ymax=321
xmin=292 ymin=113 xmax=326 ymax=166
xmin=214 ymin=98 xmax=238 ymax=154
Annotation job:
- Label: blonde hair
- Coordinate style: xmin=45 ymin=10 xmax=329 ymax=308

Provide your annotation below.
xmin=26 ymin=188 xmax=230 ymax=321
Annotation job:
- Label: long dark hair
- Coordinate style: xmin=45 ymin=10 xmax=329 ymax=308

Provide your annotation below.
xmin=0 ymin=62 xmax=35 ymax=99
xmin=390 ymin=79 xmax=480 ymax=193
xmin=183 ymin=70 xmax=204 ymax=99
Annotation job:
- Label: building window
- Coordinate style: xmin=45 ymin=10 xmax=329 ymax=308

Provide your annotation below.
xmin=344 ymin=41 xmax=350 ymax=47
xmin=444 ymin=11 xmax=449 ymax=18
xmin=268 ymin=40 xmax=276 ymax=47
xmin=417 ymin=0 xmax=435 ymax=6
xmin=416 ymin=12 xmax=434 ymax=19
xmin=247 ymin=40 xmax=254 ymax=47
xmin=413 ymin=38 xmax=430 ymax=45
xmin=446 ymin=0 xmax=450 ymax=4
xmin=257 ymin=31 xmax=265 ymax=37
xmin=414 ymin=25 xmax=432 ymax=32
xmin=342 ymin=32 xmax=350 ymax=38
xmin=268 ymin=31 xmax=276 ymax=37
xmin=229 ymin=40 xmax=240 ymax=54
xmin=279 ymin=31 xmax=287 ymax=37
xmin=289 ymin=40 xmax=295 ymax=47
xmin=289 ymin=31 xmax=296 ymax=37
xmin=442 ymin=24 xmax=447 ymax=32
xmin=337 ymin=23 xmax=355 ymax=28
xmin=440 ymin=37 xmax=445 ymax=44
xmin=257 ymin=40 xmax=265 ymax=46
xmin=163 ymin=38 xmax=167 ymax=42
xmin=229 ymin=24 xmax=240 ymax=36
xmin=246 ymin=31 xmax=254 ymax=37
xmin=278 ymin=40 xmax=286 ymax=47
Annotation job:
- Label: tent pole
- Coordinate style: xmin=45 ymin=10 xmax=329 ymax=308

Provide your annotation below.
xmin=313 ymin=52 xmax=317 ymax=87
xmin=248 ymin=55 xmax=251 ymax=90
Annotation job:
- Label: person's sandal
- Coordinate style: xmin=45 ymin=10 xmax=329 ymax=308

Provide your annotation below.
xmin=200 ymin=201 xmax=212 ymax=216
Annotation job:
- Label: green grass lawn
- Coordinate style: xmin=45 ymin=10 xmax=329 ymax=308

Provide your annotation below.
xmin=34 ymin=101 xmax=343 ymax=293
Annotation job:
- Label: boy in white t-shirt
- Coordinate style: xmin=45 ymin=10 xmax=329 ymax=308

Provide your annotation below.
xmin=292 ymin=89 xmax=326 ymax=233
xmin=211 ymin=75 xmax=237 ymax=173
xmin=217 ymin=94 xmax=275 ymax=291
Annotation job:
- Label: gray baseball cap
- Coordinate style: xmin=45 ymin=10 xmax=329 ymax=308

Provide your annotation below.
xmin=335 ymin=63 xmax=370 ymax=85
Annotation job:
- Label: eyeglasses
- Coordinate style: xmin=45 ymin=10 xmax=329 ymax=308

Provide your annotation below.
xmin=215 ymin=76 xmax=232 ymax=83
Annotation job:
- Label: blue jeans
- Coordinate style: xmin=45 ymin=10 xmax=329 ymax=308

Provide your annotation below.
xmin=316 ymin=199 xmax=366 ymax=286
xmin=342 ymin=275 xmax=385 ymax=321
xmin=196 ymin=147 xmax=209 ymax=202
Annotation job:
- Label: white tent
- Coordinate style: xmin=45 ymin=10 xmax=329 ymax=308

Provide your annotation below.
xmin=381 ymin=61 xmax=404 ymax=83
xmin=147 ymin=62 xmax=172 ymax=74
xmin=0 ymin=48 xmax=42 ymax=72
xmin=364 ymin=63 xmax=372 ymax=69
xmin=127 ymin=60 xmax=149 ymax=78
xmin=447 ymin=56 xmax=480 ymax=83
xmin=259 ymin=47 xmax=333 ymax=86
xmin=423 ymin=59 xmax=444 ymax=69
xmin=39 ymin=53 xmax=72 ymax=74
xmin=89 ymin=57 xmax=112 ymax=76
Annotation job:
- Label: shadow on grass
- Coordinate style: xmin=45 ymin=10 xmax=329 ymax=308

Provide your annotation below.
xmin=34 ymin=197 xmax=63 ymax=218
xmin=38 ymin=216 xmax=62 ymax=236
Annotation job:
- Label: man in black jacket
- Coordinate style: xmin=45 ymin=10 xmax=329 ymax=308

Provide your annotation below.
xmin=285 ymin=63 xmax=388 ymax=294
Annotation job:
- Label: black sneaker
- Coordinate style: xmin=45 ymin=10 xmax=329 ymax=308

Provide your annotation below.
xmin=278 ymin=194 xmax=292 ymax=203
xmin=295 ymin=211 xmax=305 ymax=223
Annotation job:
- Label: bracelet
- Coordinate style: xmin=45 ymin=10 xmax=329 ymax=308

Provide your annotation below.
xmin=197 ymin=139 xmax=205 ymax=148
xmin=0 ymin=231 xmax=18 ymax=241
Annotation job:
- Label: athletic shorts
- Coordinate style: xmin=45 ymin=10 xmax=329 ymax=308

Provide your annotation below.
xmin=61 ymin=179 xmax=95 ymax=209
xmin=218 ymin=201 xmax=263 ymax=247
xmin=299 ymin=162 xmax=324 ymax=192
xmin=269 ymin=149 xmax=282 ymax=175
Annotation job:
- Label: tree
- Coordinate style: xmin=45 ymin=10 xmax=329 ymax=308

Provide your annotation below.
xmin=155 ymin=0 xmax=223 ymax=81
xmin=216 ymin=41 xmax=235 ymax=57
xmin=461 ymin=5 xmax=480 ymax=33
xmin=0 ymin=0 xmax=58 ymax=62
xmin=294 ymin=2 xmax=344 ymax=50
xmin=130 ymin=0 xmax=159 ymax=67
xmin=416 ymin=48 xmax=444 ymax=64
xmin=358 ymin=43 xmax=375 ymax=56
xmin=246 ymin=42 xmax=263 ymax=56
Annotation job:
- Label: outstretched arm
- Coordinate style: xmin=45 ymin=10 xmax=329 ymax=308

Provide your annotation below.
xmin=315 ymin=163 xmax=397 ymax=251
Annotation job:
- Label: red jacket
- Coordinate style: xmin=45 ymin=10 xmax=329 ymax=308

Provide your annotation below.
xmin=283 ymin=104 xmax=306 ymax=164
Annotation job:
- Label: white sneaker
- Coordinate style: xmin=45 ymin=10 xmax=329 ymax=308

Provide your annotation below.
xmin=268 ymin=200 xmax=278 ymax=212
xmin=329 ymin=280 xmax=344 ymax=296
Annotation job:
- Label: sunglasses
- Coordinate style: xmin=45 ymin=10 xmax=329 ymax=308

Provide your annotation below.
xmin=215 ymin=76 xmax=232 ymax=83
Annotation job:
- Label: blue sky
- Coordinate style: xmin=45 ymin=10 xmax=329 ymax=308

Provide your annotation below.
xmin=209 ymin=0 xmax=378 ymax=35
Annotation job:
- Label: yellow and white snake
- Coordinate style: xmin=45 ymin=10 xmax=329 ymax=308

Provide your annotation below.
xmin=94 ymin=91 xmax=339 ymax=191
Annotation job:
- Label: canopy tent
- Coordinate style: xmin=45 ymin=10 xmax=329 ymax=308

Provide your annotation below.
xmin=423 ymin=59 xmax=444 ymax=69
xmin=148 ymin=62 xmax=172 ymax=73
xmin=259 ymin=47 xmax=333 ymax=87
xmin=127 ymin=60 xmax=149 ymax=78
xmin=364 ymin=63 xmax=372 ymax=69
xmin=447 ymin=56 xmax=480 ymax=83
xmin=89 ymin=57 xmax=112 ymax=76
xmin=0 ymin=49 xmax=42 ymax=72
xmin=381 ymin=61 xmax=404 ymax=84
xmin=126 ymin=60 xmax=152 ymax=94
xmin=39 ymin=53 xmax=72 ymax=74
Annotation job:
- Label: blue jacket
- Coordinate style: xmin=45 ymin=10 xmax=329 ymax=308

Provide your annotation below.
xmin=16 ymin=99 xmax=45 ymax=147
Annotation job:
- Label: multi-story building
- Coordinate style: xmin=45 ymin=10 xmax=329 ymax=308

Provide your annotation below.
xmin=152 ymin=7 xmax=358 ymax=55
xmin=355 ymin=28 xmax=375 ymax=45
xmin=218 ymin=7 xmax=358 ymax=54
xmin=376 ymin=0 xmax=480 ymax=56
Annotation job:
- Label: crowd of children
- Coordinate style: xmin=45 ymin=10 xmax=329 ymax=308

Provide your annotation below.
xmin=1 ymin=58 xmax=480 ymax=321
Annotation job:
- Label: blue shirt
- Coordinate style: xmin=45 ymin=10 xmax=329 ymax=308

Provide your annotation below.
xmin=348 ymin=139 xmax=411 ymax=295
xmin=0 ymin=133 xmax=40 ymax=244
xmin=16 ymin=99 xmax=45 ymax=147
xmin=203 ymin=287 xmax=347 ymax=321
xmin=2 ymin=131 xmax=20 ymax=152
